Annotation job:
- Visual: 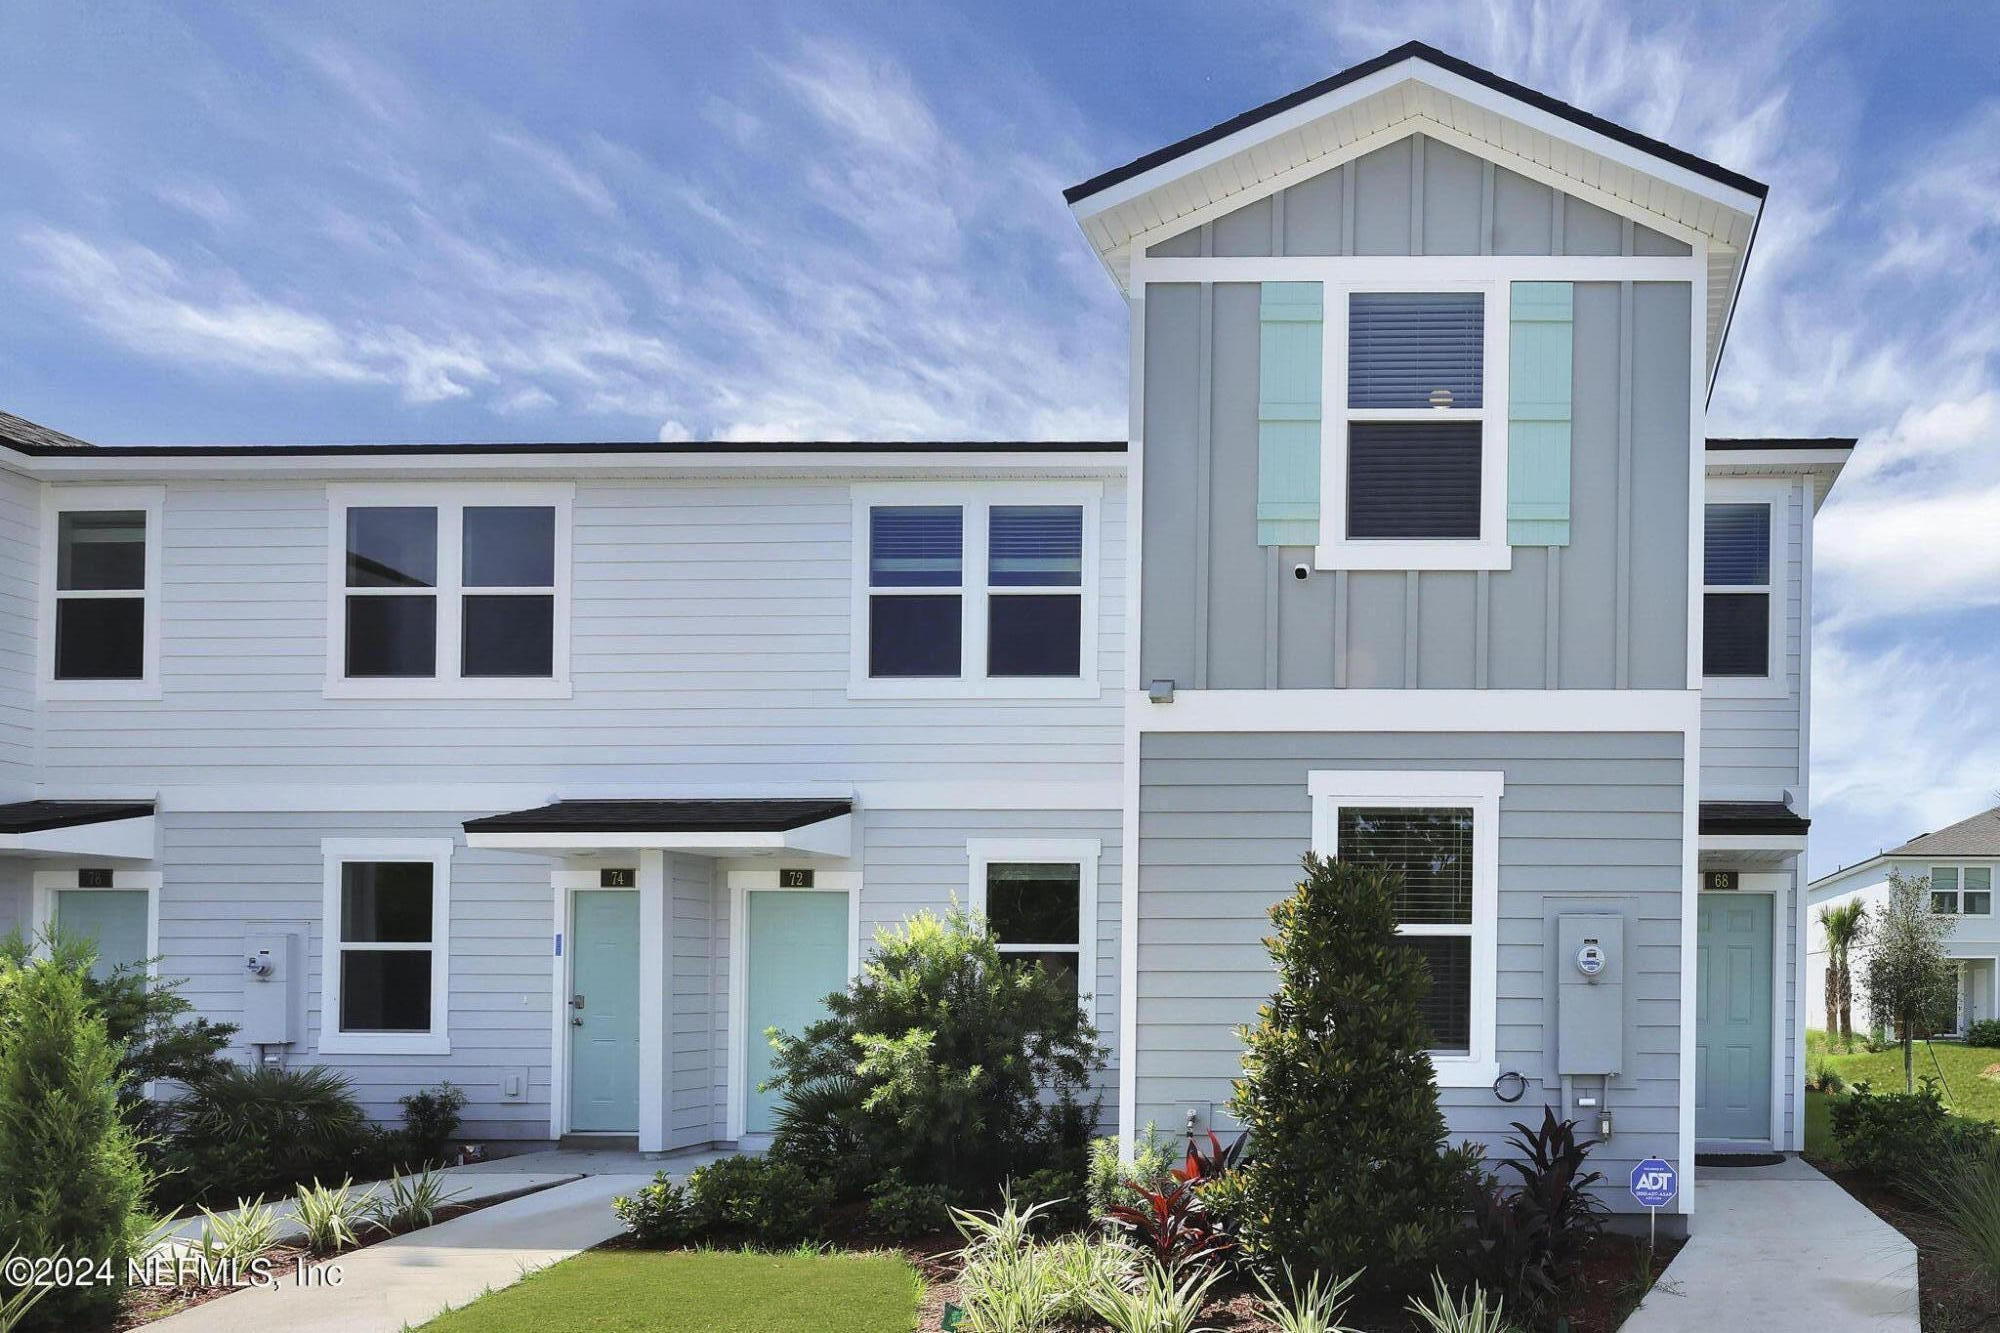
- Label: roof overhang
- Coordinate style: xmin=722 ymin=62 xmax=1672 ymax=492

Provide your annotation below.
xmin=1697 ymin=801 xmax=1808 ymax=868
xmin=0 ymin=801 xmax=156 ymax=860
xmin=1067 ymin=42 xmax=1764 ymax=386
xmin=463 ymin=798 xmax=854 ymax=858
xmin=1706 ymin=439 xmax=1854 ymax=510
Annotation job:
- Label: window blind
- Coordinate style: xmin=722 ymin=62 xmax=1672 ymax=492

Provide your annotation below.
xmin=1705 ymin=504 xmax=1770 ymax=585
xmin=989 ymin=506 xmax=1082 ymax=586
xmin=1346 ymin=422 xmax=1482 ymax=539
xmin=1337 ymin=806 xmax=1474 ymax=925
xmin=870 ymin=506 xmax=962 ymax=586
xmin=1348 ymin=292 xmax=1484 ymax=409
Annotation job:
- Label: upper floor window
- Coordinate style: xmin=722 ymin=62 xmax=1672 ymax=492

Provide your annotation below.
xmin=1703 ymin=481 xmax=1786 ymax=697
xmin=850 ymin=486 xmax=1099 ymax=699
xmin=41 ymin=485 xmax=163 ymax=699
xmin=1931 ymin=866 xmax=1993 ymax=916
xmin=1324 ymin=285 xmax=1507 ymax=571
xmin=1309 ymin=770 xmax=1501 ymax=1086
xmin=327 ymin=484 xmax=571 ymax=699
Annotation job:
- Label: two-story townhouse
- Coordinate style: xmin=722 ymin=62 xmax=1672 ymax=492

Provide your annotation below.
xmin=1063 ymin=42 xmax=1849 ymax=1223
xmin=0 ymin=413 xmax=1129 ymax=1152
xmin=0 ymin=42 xmax=1853 ymax=1232
xmin=1809 ymin=806 xmax=2000 ymax=1037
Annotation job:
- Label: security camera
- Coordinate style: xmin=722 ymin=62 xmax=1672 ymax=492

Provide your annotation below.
xmin=1292 ymin=563 xmax=1311 ymax=581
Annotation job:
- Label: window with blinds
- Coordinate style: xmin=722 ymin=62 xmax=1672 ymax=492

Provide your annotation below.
xmin=1703 ymin=503 xmax=1772 ymax=678
xmin=868 ymin=506 xmax=964 ymax=678
xmin=1343 ymin=291 xmax=1488 ymax=543
xmin=987 ymin=505 xmax=1082 ymax=678
xmin=1338 ymin=805 xmax=1475 ymax=1054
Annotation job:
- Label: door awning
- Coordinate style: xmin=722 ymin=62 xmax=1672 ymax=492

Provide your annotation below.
xmin=463 ymin=798 xmax=853 ymax=857
xmin=0 ymin=800 xmax=156 ymax=859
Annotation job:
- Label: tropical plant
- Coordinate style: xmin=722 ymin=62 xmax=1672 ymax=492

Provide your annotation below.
xmin=155 ymin=1063 xmax=373 ymax=1209
xmin=1107 ymin=1178 xmax=1232 ymax=1273
xmin=1089 ymin=1123 xmax=1179 ymax=1217
xmin=1254 ymin=1262 xmax=1362 ymax=1333
xmin=1818 ymin=901 xmax=1868 ymax=1051
xmin=1408 ymin=1275 xmax=1520 ymax=1333
xmin=1865 ymin=870 xmax=1959 ymax=1091
xmin=952 ymin=1195 xmax=1070 ymax=1333
xmin=1229 ymin=852 xmax=1475 ymax=1289
xmin=366 ymin=1165 xmax=460 ymax=1234
xmin=1462 ymin=1110 xmax=1607 ymax=1324
xmin=612 ymin=1172 xmax=696 ymax=1245
xmin=294 ymin=1178 xmax=368 ymax=1253
xmin=764 ymin=906 xmax=1104 ymax=1199
xmin=397 ymin=1083 xmax=466 ymax=1165
xmin=0 ymin=942 xmax=151 ymax=1327
xmin=195 ymin=1197 xmax=281 ymax=1266
xmin=1084 ymin=1260 xmax=1223 ymax=1333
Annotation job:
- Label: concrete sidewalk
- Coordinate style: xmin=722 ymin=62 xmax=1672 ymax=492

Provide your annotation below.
xmin=1621 ymin=1156 xmax=1919 ymax=1331
xmin=150 ymin=1172 xmax=658 ymax=1332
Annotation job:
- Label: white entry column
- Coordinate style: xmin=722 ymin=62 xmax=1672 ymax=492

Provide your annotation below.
xmin=637 ymin=849 xmax=668 ymax=1153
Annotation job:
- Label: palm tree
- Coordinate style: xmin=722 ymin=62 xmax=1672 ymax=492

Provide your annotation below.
xmin=1819 ymin=900 xmax=1868 ymax=1051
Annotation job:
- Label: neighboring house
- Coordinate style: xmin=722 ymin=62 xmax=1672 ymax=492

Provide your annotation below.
xmin=0 ymin=42 xmax=1851 ymax=1224
xmin=1808 ymin=806 xmax=2000 ymax=1039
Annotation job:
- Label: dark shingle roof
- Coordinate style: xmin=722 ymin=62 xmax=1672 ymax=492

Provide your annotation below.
xmin=1699 ymin=801 xmax=1810 ymax=836
xmin=0 ymin=436 xmax=1126 ymax=459
xmin=464 ymin=798 xmax=852 ymax=835
xmin=1706 ymin=438 xmax=1856 ymax=451
xmin=0 ymin=411 xmax=93 ymax=451
xmin=1065 ymin=40 xmax=1768 ymax=206
xmin=1888 ymin=806 xmax=2000 ymax=857
xmin=0 ymin=800 xmax=154 ymax=833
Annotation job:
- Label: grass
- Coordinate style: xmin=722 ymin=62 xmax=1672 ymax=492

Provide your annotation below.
xmin=1804 ymin=1089 xmax=1838 ymax=1163
xmin=419 ymin=1247 xmax=924 ymax=1332
xmin=1810 ymin=1030 xmax=2000 ymax=1124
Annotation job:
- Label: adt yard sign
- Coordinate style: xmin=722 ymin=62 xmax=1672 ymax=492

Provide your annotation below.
xmin=1630 ymin=1158 xmax=1676 ymax=1208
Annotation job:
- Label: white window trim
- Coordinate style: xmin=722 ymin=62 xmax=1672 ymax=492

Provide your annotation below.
xmin=324 ymin=482 xmax=573 ymax=700
xmin=1702 ymin=477 xmax=1789 ymax=699
xmin=1306 ymin=770 xmax=1501 ymax=1086
xmin=1315 ymin=280 xmax=1511 ymax=572
xmin=31 ymin=869 xmax=162 ymax=975
xmin=39 ymin=485 xmax=165 ymax=700
xmin=966 ymin=837 xmax=1102 ymax=1026
xmin=318 ymin=836 xmax=453 ymax=1056
xmin=848 ymin=482 xmax=1102 ymax=700
xmin=1930 ymin=864 xmax=1994 ymax=917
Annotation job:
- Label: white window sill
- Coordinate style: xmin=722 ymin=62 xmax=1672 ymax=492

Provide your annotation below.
xmin=324 ymin=677 xmax=573 ymax=701
xmin=1429 ymin=1056 xmax=1499 ymax=1088
xmin=1702 ymin=675 xmax=1789 ymax=700
xmin=847 ymin=677 xmax=1102 ymax=701
xmin=1315 ymin=539 xmax=1513 ymax=572
xmin=317 ymin=1032 xmax=451 ymax=1057
xmin=41 ymin=679 xmax=162 ymax=702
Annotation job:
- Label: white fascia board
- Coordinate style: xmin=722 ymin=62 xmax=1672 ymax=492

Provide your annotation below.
xmin=0 ymin=816 xmax=156 ymax=860
xmin=466 ymin=814 xmax=852 ymax=858
xmin=1699 ymin=833 xmax=1808 ymax=855
xmin=1704 ymin=450 xmax=1853 ymax=471
xmin=1137 ymin=688 xmax=1700 ymax=733
xmin=11 ymin=450 xmax=1128 ymax=483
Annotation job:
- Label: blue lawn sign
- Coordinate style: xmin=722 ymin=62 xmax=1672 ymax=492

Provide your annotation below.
xmin=1629 ymin=1157 xmax=1677 ymax=1208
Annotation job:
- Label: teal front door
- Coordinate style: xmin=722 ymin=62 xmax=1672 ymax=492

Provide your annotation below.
xmin=743 ymin=891 xmax=849 ymax=1134
xmin=569 ymin=890 xmax=640 ymax=1133
xmin=53 ymin=889 xmax=150 ymax=982
xmin=1696 ymin=892 xmax=1774 ymax=1142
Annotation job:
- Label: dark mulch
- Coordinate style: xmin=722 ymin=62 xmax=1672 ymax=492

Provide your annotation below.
xmin=1807 ymin=1159 xmax=2000 ymax=1333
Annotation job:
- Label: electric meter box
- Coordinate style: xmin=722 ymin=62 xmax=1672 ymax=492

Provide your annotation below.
xmin=241 ymin=931 xmax=304 ymax=1045
xmin=1557 ymin=914 xmax=1623 ymax=1076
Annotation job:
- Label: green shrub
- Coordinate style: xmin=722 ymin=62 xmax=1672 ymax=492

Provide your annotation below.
xmin=1229 ymin=853 xmax=1477 ymax=1290
xmin=1087 ymin=1123 xmax=1178 ymax=1218
xmin=686 ymin=1155 xmax=829 ymax=1247
xmin=0 ymin=946 xmax=150 ymax=1327
xmin=612 ymin=1173 xmax=696 ymax=1246
xmin=1831 ymin=1079 xmax=1997 ymax=1180
xmin=1967 ymin=1019 xmax=2000 ymax=1048
xmin=765 ymin=906 xmax=1104 ymax=1201
xmin=1807 ymin=1055 xmax=1846 ymax=1094
xmin=156 ymin=1063 xmax=373 ymax=1209
xmin=398 ymin=1082 xmax=466 ymax=1165
xmin=866 ymin=1172 xmax=955 ymax=1240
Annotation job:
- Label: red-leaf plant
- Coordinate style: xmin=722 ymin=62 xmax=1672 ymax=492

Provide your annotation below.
xmin=1105 ymin=1131 xmax=1246 ymax=1271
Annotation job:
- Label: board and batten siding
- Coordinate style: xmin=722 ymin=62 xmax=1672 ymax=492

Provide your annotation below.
xmin=1139 ymin=133 xmax=1693 ymax=693
xmin=33 ymin=476 xmax=1124 ymax=792
xmin=1700 ymin=480 xmax=1805 ymax=799
xmin=1136 ymin=730 xmax=1686 ymax=1209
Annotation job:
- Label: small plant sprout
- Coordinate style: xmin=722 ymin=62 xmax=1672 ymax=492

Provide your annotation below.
xmin=195 ymin=1197 xmax=281 ymax=1267
xmin=294 ymin=1177 xmax=367 ymax=1253
xmin=366 ymin=1165 xmax=461 ymax=1234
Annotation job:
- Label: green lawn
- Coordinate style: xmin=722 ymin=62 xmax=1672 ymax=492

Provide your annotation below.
xmin=422 ymin=1248 xmax=923 ymax=1333
xmin=1816 ymin=1037 xmax=2000 ymax=1122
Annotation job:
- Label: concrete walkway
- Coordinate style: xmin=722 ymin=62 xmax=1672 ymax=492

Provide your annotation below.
xmin=1622 ymin=1156 xmax=1919 ymax=1331
xmin=150 ymin=1148 xmax=736 ymax=1332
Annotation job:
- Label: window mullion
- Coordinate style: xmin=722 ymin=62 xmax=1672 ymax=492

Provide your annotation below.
xmin=965 ymin=500 xmax=989 ymax=684
xmin=439 ymin=504 xmax=464 ymax=681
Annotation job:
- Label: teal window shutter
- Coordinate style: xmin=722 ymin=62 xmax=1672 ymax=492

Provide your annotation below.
xmin=1506 ymin=281 xmax=1573 ymax=546
xmin=1257 ymin=282 xmax=1323 ymax=546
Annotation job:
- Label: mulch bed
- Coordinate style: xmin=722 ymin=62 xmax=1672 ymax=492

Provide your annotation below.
xmin=1807 ymin=1160 xmax=2000 ymax=1333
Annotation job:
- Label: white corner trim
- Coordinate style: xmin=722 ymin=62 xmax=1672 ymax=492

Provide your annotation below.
xmin=38 ymin=484 xmax=165 ymax=701
xmin=316 ymin=836 xmax=454 ymax=1057
xmin=1306 ymin=769 xmax=1502 ymax=1087
xmin=1139 ymin=688 xmax=1700 ymax=734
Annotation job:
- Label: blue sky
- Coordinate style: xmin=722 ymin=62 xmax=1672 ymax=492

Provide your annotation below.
xmin=2 ymin=1 xmax=1997 ymax=876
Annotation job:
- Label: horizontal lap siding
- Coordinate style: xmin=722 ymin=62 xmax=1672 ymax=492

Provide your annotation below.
xmin=1136 ymin=731 xmax=1686 ymax=1208
xmin=669 ymin=854 xmax=721 ymax=1149
xmin=0 ymin=471 xmax=35 ymax=797
xmin=1701 ymin=481 xmax=1804 ymax=798
xmin=862 ymin=808 xmax=1123 ymax=1128
xmin=36 ymin=478 xmax=1124 ymax=789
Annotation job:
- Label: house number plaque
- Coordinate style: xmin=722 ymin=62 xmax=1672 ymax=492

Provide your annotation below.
xmin=779 ymin=868 xmax=815 ymax=888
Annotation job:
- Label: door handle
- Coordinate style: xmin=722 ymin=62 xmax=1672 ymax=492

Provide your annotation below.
xmin=571 ymin=1015 xmax=584 ymax=1027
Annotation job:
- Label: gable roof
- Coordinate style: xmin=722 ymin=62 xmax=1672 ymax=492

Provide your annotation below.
xmin=0 ymin=410 xmax=93 ymax=451
xmin=1065 ymin=42 xmax=1766 ymax=385
xmin=1888 ymin=805 xmax=2000 ymax=858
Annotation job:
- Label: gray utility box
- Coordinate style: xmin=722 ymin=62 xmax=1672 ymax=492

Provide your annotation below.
xmin=241 ymin=930 xmax=305 ymax=1046
xmin=1556 ymin=914 xmax=1624 ymax=1076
